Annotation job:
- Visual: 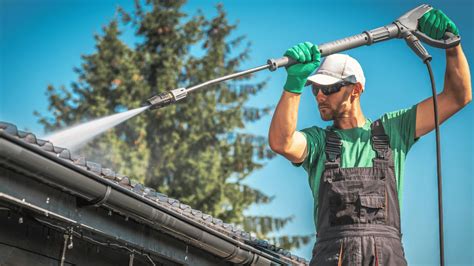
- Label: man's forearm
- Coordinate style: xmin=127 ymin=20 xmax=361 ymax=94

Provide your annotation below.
xmin=443 ymin=44 xmax=472 ymax=106
xmin=268 ymin=91 xmax=300 ymax=152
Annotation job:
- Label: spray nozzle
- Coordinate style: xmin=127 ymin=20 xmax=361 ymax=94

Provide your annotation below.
xmin=146 ymin=88 xmax=187 ymax=110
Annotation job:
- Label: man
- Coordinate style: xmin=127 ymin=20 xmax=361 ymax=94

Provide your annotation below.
xmin=268 ymin=9 xmax=471 ymax=265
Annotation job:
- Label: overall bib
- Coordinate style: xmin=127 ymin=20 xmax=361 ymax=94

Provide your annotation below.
xmin=310 ymin=120 xmax=408 ymax=266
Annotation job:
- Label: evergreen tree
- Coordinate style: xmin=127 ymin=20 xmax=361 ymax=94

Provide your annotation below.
xmin=36 ymin=0 xmax=311 ymax=250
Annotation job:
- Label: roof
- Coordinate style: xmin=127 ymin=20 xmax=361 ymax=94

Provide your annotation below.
xmin=0 ymin=121 xmax=308 ymax=265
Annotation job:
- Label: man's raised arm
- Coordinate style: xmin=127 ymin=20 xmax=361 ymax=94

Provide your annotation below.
xmin=415 ymin=9 xmax=472 ymax=138
xmin=269 ymin=91 xmax=307 ymax=163
xmin=268 ymin=42 xmax=321 ymax=163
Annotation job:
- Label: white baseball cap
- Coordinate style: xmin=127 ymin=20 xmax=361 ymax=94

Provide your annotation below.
xmin=306 ymin=54 xmax=365 ymax=88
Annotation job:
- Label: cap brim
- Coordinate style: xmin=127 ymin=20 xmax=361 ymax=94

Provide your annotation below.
xmin=306 ymin=74 xmax=342 ymax=86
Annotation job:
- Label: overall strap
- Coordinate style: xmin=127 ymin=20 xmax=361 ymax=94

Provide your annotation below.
xmin=325 ymin=130 xmax=342 ymax=169
xmin=370 ymin=119 xmax=391 ymax=165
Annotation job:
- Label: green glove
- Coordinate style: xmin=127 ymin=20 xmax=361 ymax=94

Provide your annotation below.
xmin=284 ymin=42 xmax=321 ymax=94
xmin=418 ymin=9 xmax=459 ymax=40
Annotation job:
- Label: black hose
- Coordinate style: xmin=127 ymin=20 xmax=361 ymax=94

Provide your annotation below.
xmin=424 ymin=61 xmax=444 ymax=266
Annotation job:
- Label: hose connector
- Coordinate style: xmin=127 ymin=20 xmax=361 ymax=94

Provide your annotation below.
xmin=146 ymin=87 xmax=187 ymax=110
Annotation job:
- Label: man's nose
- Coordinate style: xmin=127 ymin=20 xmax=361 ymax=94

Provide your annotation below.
xmin=316 ymin=90 xmax=326 ymax=103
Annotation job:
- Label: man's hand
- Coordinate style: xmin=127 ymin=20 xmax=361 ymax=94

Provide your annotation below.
xmin=418 ymin=9 xmax=459 ymax=40
xmin=284 ymin=42 xmax=321 ymax=94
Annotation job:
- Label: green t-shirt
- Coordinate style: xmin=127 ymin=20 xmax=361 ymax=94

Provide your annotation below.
xmin=293 ymin=105 xmax=418 ymax=229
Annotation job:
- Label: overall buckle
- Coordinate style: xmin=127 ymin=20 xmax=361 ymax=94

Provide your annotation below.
xmin=372 ymin=134 xmax=389 ymax=159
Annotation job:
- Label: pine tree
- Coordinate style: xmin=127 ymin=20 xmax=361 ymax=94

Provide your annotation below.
xmin=36 ymin=0 xmax=312 ymax=250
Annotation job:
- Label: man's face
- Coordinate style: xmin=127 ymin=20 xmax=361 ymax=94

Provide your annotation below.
xmin=313 ymin=83 xmax=355 ymax=121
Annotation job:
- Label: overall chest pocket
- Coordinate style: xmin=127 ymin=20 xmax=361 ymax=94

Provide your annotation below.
xmin=328 ymin=179 xmax=386 ymax=226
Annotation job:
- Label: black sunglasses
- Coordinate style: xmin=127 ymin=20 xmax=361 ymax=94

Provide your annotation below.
xmin=311 ymin=81 xmax=354 ymax=96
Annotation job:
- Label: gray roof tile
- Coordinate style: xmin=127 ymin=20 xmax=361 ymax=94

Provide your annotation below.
xmin=86 ymin=161 xmax=102 ymax=174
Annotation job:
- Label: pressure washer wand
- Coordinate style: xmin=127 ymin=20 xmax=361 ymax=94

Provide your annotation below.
xmin=146 ymin=4 xmax=459 ymax=110
xmin=146 ymin=65 xmax=269 ymax=109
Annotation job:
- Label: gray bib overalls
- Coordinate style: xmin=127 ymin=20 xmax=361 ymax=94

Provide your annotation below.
xmin=310 ymin=120 xmax=408 ymax=266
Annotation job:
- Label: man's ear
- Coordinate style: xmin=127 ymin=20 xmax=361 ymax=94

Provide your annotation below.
xmin=351 ymin=82 xmax=363 ymax=97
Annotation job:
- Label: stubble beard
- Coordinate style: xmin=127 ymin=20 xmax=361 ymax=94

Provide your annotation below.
xmin=319 ymin=108 xmax=334 ymax=121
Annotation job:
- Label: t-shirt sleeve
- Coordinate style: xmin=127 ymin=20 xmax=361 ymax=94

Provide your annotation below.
xmin=380 ymin=104 xmax=419 ymax=153
xmin=291 ymin=127 xmax=324 ymax=172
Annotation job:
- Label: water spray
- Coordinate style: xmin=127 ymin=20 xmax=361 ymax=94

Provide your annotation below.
xmin=46 ymin=106 xmax=149 ymax=152
xmin=144 ymin=4 xmax=459 ymax=265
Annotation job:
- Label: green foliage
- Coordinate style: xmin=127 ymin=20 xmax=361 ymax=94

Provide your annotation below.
xmin=35 ymin=0 xmax=309 ymax=251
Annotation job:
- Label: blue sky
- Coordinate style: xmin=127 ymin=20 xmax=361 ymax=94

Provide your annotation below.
xmin=1 ymin=0 xmax=472 ymax=264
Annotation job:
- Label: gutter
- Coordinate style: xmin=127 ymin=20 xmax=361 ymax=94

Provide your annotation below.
xmin=0 ymin=131 xmax=296 ymax=265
